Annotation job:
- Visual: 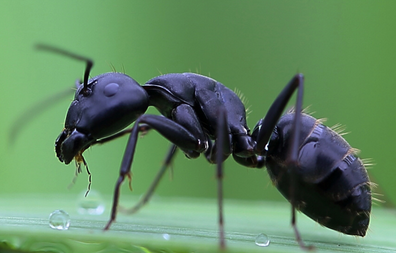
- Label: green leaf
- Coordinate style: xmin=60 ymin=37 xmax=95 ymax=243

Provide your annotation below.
xmin=0 ymin=194 xmax=395 ymax=252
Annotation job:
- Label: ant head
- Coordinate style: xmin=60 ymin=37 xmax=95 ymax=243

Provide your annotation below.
xmin=56 ymin=73 xmax=149 ymax=164
xmin=37 ymin=45 xmax=149 ymax=164
xmin=55 ymin=73 xmax=149 ymax=164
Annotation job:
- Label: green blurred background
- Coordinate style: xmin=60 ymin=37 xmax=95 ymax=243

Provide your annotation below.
xmin=1 ymin=1 xmax=395 ymax=207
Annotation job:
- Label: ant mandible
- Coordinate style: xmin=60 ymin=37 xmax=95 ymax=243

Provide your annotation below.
xmin=37 ymin=44 xmax=371 ymax=251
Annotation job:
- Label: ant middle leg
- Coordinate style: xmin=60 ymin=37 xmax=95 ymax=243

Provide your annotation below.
xmin=214 ymin=107 xmax=231 ymax=249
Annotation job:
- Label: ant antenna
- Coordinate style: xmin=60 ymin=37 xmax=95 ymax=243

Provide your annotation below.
xmin=36 ymin=44 xmax=93 ymax=92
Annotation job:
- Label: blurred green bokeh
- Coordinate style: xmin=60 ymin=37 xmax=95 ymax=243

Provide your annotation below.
xmin=1 ymin=1 xmax=396 ymax=207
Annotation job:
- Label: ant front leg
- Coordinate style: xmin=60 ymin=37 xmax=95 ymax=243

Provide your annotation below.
xmin=253 ymin=74 xmax=313 ymax=250
xmin=121 ymin=144 xmax=178 ymax=215
xmin=93 ymin=124 xmax=152 ymax=146
xmin=121 ymin=104 xmax=208 ymax=215
xmin=104 ymin=114 xmax=206 ymax=230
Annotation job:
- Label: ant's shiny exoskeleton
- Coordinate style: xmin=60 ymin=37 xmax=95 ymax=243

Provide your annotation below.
xmin=32 ymin=45 xmax=373 ymax=250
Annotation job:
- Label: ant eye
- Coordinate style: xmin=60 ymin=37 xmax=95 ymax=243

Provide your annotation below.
xmin=103 ymin=82 xmax=119 ymax=97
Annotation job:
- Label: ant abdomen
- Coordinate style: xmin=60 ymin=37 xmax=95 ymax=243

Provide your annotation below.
xmin=266 ymin=112 xmax=371 ymax=236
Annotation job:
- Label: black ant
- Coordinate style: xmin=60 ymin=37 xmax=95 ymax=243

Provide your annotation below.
xmin=23 ymin=45 xmax=373 ymax=250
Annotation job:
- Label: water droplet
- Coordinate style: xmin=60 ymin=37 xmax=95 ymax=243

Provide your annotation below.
xmin=162 ymin=233 xmax=170 ymax=240
xmin=77 ymin=190 xmax=105 ymax=215
xmin=49 ymin=210 xmax=70 ymax=230
xmin=255 ymin=233 xmax=270 ymax=247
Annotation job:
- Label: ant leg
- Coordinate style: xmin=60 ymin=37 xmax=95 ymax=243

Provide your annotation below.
xmin=93 ymin=124 xmax=152 ymax=145
xmin=284 ymin=76 xmax=314 ymax=251
xmin=291 ymin=202 xmax=314 ymax=250
xmin=104 ymin=120 xmax=142 ymax=230
xmin=119 ymin=104 xmax=207 ymax=215
xmin=104 ymin=114 xmax=205 ymax=230
xmin=120 ymin=144 xmax=178 ymax=215
xmin=254 ymin=74 xmax=304 ymax=153
xmin=216 ymin=107 xmax=229 ymax=249
xmin=172 ymin=104 xmax=208 ymax=158
xmin=253 ymin=74 xmax=314 ymax=250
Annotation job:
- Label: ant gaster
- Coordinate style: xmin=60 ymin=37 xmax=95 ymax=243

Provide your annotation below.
xmin=37 ymin=45 xmax=371 ymax=250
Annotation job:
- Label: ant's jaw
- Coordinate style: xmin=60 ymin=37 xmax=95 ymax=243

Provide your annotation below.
xmin=55 ymin=128 xmax=94 ymax=164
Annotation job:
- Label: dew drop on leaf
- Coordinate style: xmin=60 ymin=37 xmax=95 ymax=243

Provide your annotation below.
xmin=49 ymin=210 xmax=70 ymax=230
xmin=255 ymin=233 xmax=270 ymax=247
